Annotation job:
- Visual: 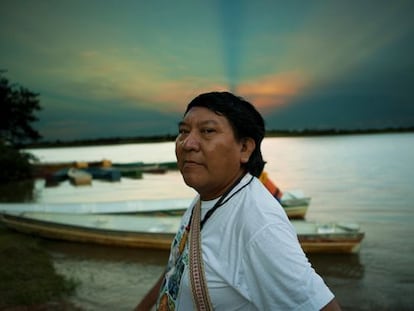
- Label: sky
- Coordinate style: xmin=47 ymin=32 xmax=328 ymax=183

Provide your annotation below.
xmin=1 ymin=0 xmax=413 ymax=141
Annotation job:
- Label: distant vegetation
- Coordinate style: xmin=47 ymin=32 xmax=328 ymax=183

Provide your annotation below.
xmin=24 ymin=126 xmax=414 ymax=148
xmin=266 ymin=127 xmax=414 ymax=137
xmin=0 ymin=71 xmax=42 ymax=183
xmin=26 ymin=134 xmax=178 ymax=148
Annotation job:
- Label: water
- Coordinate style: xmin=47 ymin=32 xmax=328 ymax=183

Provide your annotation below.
xmin=13 ymin=133 xmax=414 ymax=310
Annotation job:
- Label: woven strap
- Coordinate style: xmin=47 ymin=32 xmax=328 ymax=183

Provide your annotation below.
xmin=189 ymin=199 xmax=213 ymax=311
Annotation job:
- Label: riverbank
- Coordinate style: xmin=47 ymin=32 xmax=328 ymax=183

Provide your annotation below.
xmin=23 ymin=127 xmax=414 ymax=149
xmin=0 ymin=224 xmax=80 ymax=310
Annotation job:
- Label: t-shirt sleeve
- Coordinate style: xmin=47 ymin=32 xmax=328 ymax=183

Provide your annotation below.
xmin=240 ymin=221 xmax=334 ymax=310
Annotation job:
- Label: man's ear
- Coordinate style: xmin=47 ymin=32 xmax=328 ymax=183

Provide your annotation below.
xmin=240 ymin=138 xmax=256 ymax=164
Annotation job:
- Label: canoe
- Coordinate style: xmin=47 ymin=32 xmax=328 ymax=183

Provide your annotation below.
xmin=279 ymin=190 xmax=310 ymax=219
xmin=43 ymin=168 xmax=69 ymax=187
xmin=112 ymin=162 xmax=169 ymax=174
xmin=0 ymin=198 xmax=192 ymax=215
xmin=0 ymin=211 xmax=176 ymax=250
xmin=67 ymin=168 xmax=92 ymax=186
xmin=0 ymin=194 xmax=305 ymax=219
xmin=0 ymin=211 xmax=364 ymax=253
xmin=116 ymin=168 xmax=143 ymax=179
xmin=84 ymin=167 xmax=121 ymax=182
xmin=293 ymin=221 xmax=365 ymax=254
xmin=113 ymin=161 xmax=177 ymax=170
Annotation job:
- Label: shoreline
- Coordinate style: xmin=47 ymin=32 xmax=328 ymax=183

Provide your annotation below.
xmin=23 ymin=127 xmax=414 ymax=149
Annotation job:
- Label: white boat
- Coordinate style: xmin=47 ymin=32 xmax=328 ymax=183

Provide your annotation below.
xmin=292 ymin=220 xmax=365 ymax=254
xmin=0 ymin=211 xmax=178 ymax=250
xmin=0 ymin=211 xmax=364 ymax=253
xmin=0 ymin=190 xmax=308 ymax=219
xmin=0 ymin=198 xmax=192 ymax=215
xmin=279 ymin=190 xmax=310 ymax=219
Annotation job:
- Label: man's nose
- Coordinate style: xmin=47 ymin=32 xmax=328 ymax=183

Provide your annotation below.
xmin=181 ymin=132 xmax=200 ymax=151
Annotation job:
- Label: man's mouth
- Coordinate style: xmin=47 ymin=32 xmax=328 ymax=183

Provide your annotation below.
xmin=182 ymin=160 xmax=202 ymax=168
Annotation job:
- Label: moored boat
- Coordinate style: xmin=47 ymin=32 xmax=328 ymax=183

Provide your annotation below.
xmin=84 ymin=167 xmax=121 ymax=182
xmin=0 ymin=211 xmax=176 ymax=250
xmin=0 ymin=194 xmax=306 ymax=219
xmin=0 ymin=198 xmax=192 ymax=215
xmin=292 ymin=220 xmax=365 ymax=254
xmin=0 ymin=211 xmax=364 ymax=253
xmin=112 ymin=162 xmax=169 ymax=174
xmin=279 ymin=190 xmax=310 ymax=219
xmin=67 ymin=168 xmax=92 ymax=186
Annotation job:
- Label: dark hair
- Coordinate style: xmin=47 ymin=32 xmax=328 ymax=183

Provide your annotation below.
xmin=185 ymin=91 xmax=265 ymax=177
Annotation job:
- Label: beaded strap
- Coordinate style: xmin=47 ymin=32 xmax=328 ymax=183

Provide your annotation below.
xmin=189 ymin=199 xmax=213 ymax=310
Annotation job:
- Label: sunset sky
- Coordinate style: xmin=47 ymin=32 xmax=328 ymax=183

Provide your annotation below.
xmin=1 ymin=0 xmax=413 ymax=141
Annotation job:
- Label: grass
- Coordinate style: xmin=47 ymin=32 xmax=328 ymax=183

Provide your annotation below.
xmin=0 ymin=224 xmax=79 ymax=310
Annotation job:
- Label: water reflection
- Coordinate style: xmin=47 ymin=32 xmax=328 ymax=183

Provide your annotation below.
xmin=0 ymin=179 xmax=39 ymax=202
xmin=40 ymin=241 xmax=168 ymax=311
xmin=42 ymin=240 xmax=169 ymax=265
xmin=308 ymin=254 xmax=364 ymax=280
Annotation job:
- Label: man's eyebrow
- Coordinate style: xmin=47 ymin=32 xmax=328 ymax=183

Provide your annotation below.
xmin=178 ymin=120 xmax=219 ymax=127
xmin=198 ymin=120 xmax=220 ymax=127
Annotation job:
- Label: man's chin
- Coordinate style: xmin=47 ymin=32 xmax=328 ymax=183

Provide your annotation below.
xmin=182 ymin=174 xmax=203 ymax=190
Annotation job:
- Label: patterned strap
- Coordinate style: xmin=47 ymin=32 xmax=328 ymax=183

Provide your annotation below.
xmin=189 ymin=199 xmax=213 ymax=310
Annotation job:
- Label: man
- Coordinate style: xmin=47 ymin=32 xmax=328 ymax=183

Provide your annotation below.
xmin=135 ymin=91 xmax=341 ymax=310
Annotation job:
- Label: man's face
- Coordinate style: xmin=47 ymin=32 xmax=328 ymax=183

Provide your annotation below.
xmin=175 ymin=106 xmax=254 ymax=200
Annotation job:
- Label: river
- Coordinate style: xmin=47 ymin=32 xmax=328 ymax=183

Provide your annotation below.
xmin=6 ymin=133 xmax=414 ymax=310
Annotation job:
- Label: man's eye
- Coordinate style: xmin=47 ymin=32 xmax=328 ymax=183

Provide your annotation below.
xmin=201 ymin=128 xmax=215 ymax=134
xmin=178 ymin=128 xmax=189 ymax=134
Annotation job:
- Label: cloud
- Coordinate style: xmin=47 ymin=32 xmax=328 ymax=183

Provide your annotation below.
xmin=1 ymin=0 xmax=413 ymax=141
xmin=238 ymin=71 xmax=309 ymax=111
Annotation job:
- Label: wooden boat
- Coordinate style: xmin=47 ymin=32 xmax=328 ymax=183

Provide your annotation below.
xmin=84 ymin=167 xmax=121 ymax=182
xmin=112 ymin=162 xmax=169 ymax=174
xmin=292 ymin=220 xmax=365 ymax=254
xmin=67 ymin=168 xmax=92 ymax=186
xmin=115 ymin=167 xmax=143 ymax=179
xmin=0 ymin=194 xmax=305 ymax=219
xmin=0 ymin=198 xmax=192 ymax=215
xmin=0 ymin=211 xmax=176 ymax=250
xmin=44 ymin=168 xmax=69 ymax=187
xmin=279 ymin=190 xmax=310 ymax=219
xmin=0 ymin=211 xmax=364 ymax=253
xmin=113 ymin=161 xmax=177 ymax=171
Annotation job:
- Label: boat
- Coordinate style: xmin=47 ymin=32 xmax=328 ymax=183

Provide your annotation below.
xmin=112 ymin=162 xmax=169 ymax=174
xmin=67 ymin=168 xmax=92 ymax=186
xmin=292 ymin=220 xmax=365 ymax=254
xmin=118 ymin=168 xmax=143 ymax=179
xmin=0 ymin=193 xmax=306 ymax=219
xmin=259 ymin=172 xmax=310 ymax=219
xmin=113 ymin=161 xmax=177 ymax=171
xmin=0 ymin=211 xmax=364 ymax=253
xmin=279 ymin=190 xmax=310 ymax=219
xmin=43 ymin=168 xmax=69 ymax=187
xmin=0 ymin=211 xmax=176 ymax=250
xmin=84 ymin=167 xmax=121 ymax=182
xmin=0 ymin=198 xmax=192 ymax=215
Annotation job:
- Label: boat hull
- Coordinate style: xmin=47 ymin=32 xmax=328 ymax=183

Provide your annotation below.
xmin=1 ymin=213 xmax=176 ymax=250
xmin=297 ymin=235 xmax=364 ymax=254
xmin=292 ymin=221 xmax=365 ymax=254
xmin=0 ymin=212 xmax=364 ymax=254
xmin=283 ymin=205 xmax=308 ymax=219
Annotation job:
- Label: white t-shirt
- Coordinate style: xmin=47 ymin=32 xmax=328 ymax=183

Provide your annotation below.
xmin=158 ymin=174 xmax=334 ymax=310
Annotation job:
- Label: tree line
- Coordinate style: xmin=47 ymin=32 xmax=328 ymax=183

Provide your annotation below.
xmin=0 ymin=71 xmax=42 ymax=182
